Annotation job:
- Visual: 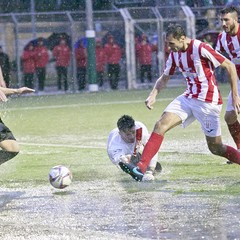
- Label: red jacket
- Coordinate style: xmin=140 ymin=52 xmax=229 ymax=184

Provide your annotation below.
xmin=96 ymin=45 xmax=106 ymax=72
xmin=104 ymin=43 xmax=122 ymax=64
xmin=21 ymin=50 xmax=36 ymax=73
xmin=34 ymin=45 xmax=49 ymax=68
xmin=52 ymin=44 xmax=71 ymax=67
xmin=75 ymin=46 xmax=87 ymax=68
xmin=136 ymin=42 xmax=157 ymax=65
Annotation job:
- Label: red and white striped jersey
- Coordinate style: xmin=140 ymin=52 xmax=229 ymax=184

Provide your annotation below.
xmin=216 ymin=26 xmax=240 ymax=77
xmin=164 ymin=39 xmax=225 ymax=105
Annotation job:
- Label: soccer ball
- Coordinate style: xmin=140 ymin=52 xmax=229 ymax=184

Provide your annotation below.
xmin=49 ymin=165 xmax=72 ymax=189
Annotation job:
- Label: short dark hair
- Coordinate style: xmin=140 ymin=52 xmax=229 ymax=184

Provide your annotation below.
xmin=220 ymin=6 xmax=239 ymax=15
xmin=117 ymin=115 xmax=135 ymax=131
xmin=166 ymin=24 xmax=186 ymax=40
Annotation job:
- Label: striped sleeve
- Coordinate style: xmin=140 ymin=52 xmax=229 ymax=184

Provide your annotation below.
xmin=215 ymin=33 xmax=224 ymax=53
xmin=200 ymin=42 xmax=226 ymax=68
xmin=163 ymin=52 xmax=176 ymax=75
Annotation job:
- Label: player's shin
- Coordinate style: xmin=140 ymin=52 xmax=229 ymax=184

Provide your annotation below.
xmin=138 ymin=132 xmax=164 ymax=173
xmin=227 ymin=121 xmax=240 ymax=149
xmin=222 ymin=145 xmax=240 ymax=164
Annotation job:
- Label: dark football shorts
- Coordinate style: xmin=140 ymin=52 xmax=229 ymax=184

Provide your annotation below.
xmin=0 ymin=118 xmax=16 ymax=142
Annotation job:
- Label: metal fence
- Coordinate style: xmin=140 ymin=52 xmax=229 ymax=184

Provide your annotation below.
xmin=122 ymin=5 xmax=195 ymax=89
xmin=0 ymin=5 xmax=224 ymax=91
xmin=0 ymin=10 xmax=125 ymax=91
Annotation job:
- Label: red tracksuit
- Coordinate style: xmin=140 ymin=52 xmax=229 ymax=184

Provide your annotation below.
xmin=52 ymin=42 xmax=71 ymax=91
xmin=104 ymin=41 xmax=122 ymax=89
xmin=34 ymin=45 xmax=49 ymax=68
xmin=21 ymin=46 xmax=36 ymax=88
xmin=52 ymin=44 xmax=70 ymax=67
xmin=75 ymin=45 xmax=87 ymax=90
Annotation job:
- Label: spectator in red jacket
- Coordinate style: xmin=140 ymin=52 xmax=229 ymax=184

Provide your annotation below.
xmin=21 ymin=42 xmax=36 ymax=89
xmin=104 ymin=35 xmax=122 ymax=90
xmin=136 ymin=34 xmax=157 ymax=83
xmin=34 ymin=37 xmax=49 ymax=91
xmin=75 ymin=39 xmax=87 ymax=90
xmin=96 ymin=38 xmax=106 ymax=87
xmin=52 ymin=38 xmax=71 ymax=91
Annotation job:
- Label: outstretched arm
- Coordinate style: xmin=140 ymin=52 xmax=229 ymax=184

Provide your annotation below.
xmin=145 ymin=74 xmax=170 ymax=110
xmin=0 ymin=86 xmax=35 ymax=96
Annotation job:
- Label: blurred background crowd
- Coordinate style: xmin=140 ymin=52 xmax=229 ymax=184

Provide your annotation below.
xmin=0 ymin=0 xmax=238 ymax=93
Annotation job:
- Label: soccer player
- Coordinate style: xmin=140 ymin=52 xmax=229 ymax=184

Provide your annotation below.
xmin=107 ymin=115 xmax=161 ymax=181
xmin=0 ymin=85 xmax=35 ymax=165
xmin=119 ymin=24 xmax=240 ymax=181
xmin=216 ymin=6 xmax=240 ymax=163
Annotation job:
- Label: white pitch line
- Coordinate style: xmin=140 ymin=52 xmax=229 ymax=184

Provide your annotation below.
xmin=20 ymin=142 xmax=105 ymax=149
xmin=4 ymin=96 xmax=229 ymax=111
xmin=4 ymin=100 xmax=154 ymax=111
xmin=20 ymin=141 xmax=210 ymax=154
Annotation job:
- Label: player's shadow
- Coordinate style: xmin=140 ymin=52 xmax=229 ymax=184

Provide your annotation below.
xmin=52 ymin=190 xmax=75 ymax=196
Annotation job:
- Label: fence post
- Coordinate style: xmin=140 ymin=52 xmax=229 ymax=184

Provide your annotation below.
xmin=86 ymin=0 xmax=98 ymax=92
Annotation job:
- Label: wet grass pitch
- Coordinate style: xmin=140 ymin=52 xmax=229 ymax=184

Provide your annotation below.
xmin=0 ymin=85 xmax=239 ymax=239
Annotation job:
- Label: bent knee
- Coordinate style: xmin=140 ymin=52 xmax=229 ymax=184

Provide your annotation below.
xmin=153 ymin=121 xmax=167 ymax=135
xmin=0 ymin=140 xmax=20 ymax=152
xmin=224 ymin=111 xmax=237 ymax=124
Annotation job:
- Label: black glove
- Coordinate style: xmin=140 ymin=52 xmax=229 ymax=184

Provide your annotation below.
xmin=130 ymin=152 xmax=141 ymax=165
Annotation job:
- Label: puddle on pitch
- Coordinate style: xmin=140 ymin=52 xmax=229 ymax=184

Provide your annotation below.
xmin=0 ymin=181 xmax=240 ymax=239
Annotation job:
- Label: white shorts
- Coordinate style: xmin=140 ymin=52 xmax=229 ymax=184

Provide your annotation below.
xmin=164 ymin=95 xmax=222 ymax=137
xmin=226 ymin=80 xmax=240 ymax=112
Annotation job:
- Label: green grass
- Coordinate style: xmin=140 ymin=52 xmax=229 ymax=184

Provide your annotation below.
xmin=0 ymin=84 xmax=238 ymax=197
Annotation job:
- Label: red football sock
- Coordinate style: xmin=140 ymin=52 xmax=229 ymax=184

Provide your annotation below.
xmin=223 ymin=145 xmax=240 ymax=164
xmin=137 ymin=132 xmax=164 ymax=173
xmin=227 ymin=121 xmax=240 ymax=149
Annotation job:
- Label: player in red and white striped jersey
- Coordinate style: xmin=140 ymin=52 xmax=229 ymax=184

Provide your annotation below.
xmin=120 ymin=24 xmax=240 ymax=182
xmin=216 ymin=6 xmax=240 ymax=156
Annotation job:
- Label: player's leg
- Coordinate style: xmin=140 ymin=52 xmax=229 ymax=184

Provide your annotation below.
xmin=119 ymin=111 xmax=182 ymax=181
xmin=195 ymin=99 xmax=240 ymax=164
xmin=224 ymin=110 xmax=240 ymax=164
xmin=0 ymin=120 xmax=19 ymax=165
xmin=225 ymin=111 xmax=240 ymax=148
xmin=225 ymin=83 xmax=240 ymax=150
xmin=206 ymin=135 xmax=240 ymax=164
xmin=120 ymin=95 xmax=192 ymax=181
xmin=0 ymin=140 xmax=19 ymax=165
xmin=138 ymin=112 xmax=182 ymax=172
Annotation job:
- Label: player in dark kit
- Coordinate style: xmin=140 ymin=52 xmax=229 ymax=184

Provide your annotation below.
xmin=0 ymin=85 xmax=35 ymax=165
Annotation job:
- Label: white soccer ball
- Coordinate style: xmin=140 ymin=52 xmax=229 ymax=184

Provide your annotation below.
xmin=49 ymin=165 xmax=72 ymax=189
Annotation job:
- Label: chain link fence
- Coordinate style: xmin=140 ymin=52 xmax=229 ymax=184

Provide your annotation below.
xmin=0 ymin=5 xmax=226 ymax=92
